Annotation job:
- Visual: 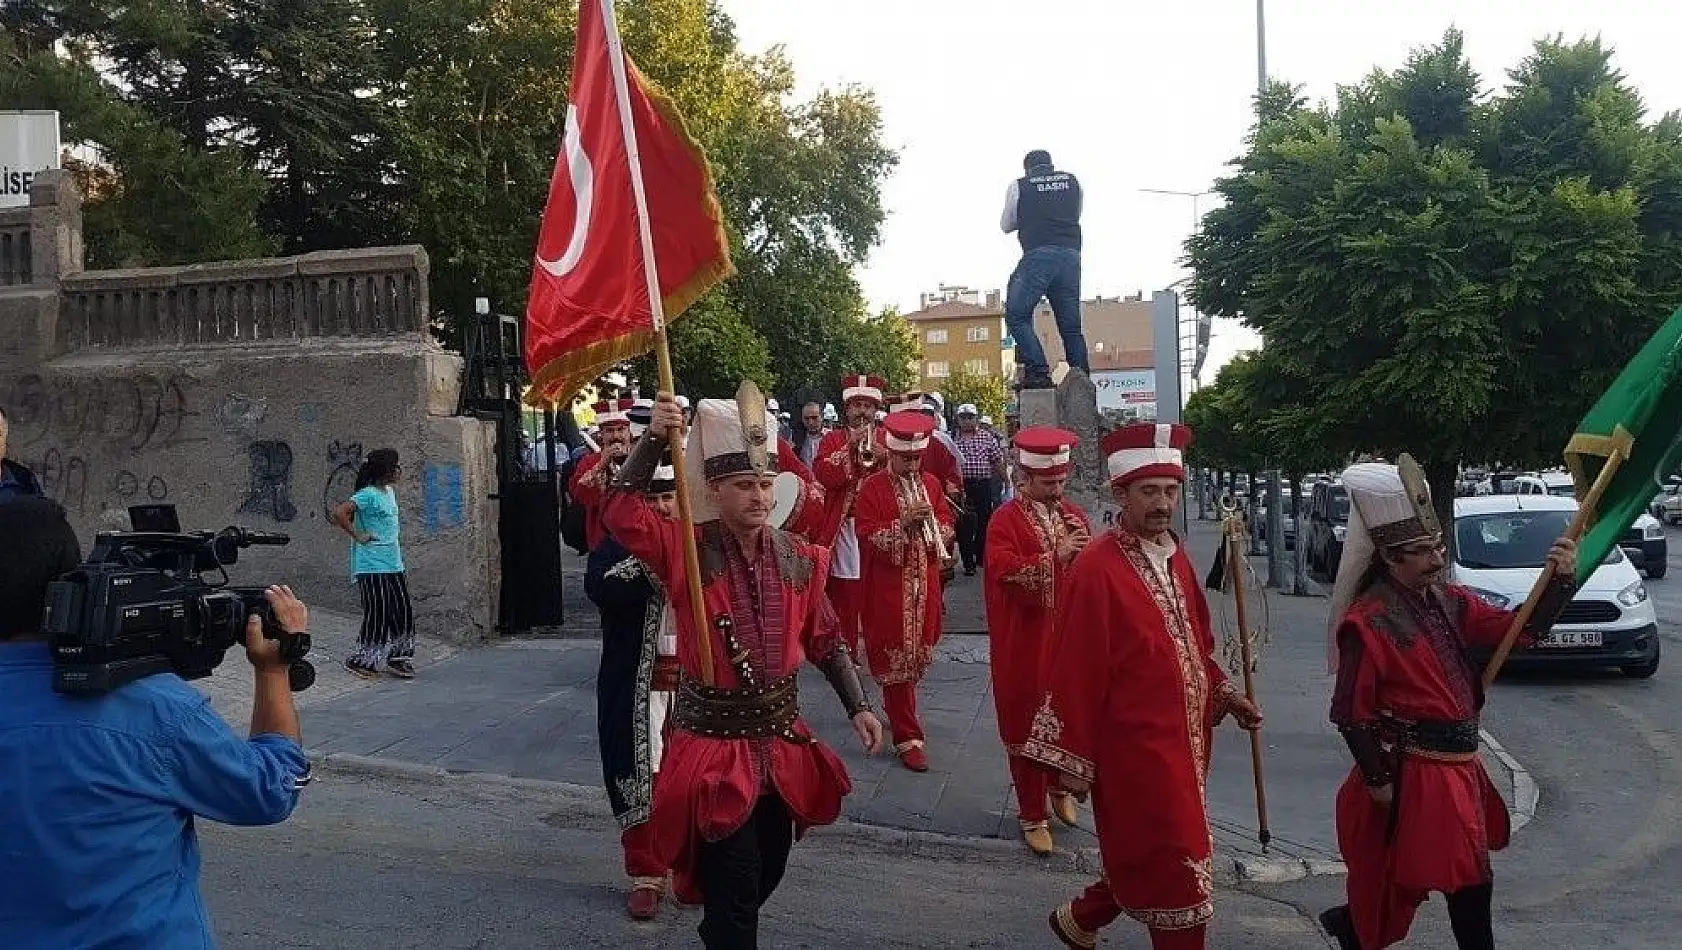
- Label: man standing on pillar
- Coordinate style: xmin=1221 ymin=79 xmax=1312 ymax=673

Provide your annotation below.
xmin=1023 ymin=422 xmax=1263 ymax=950
xmin=1001 ymin=149 xmax=1088 ymax=390
xmin=855 ymin=412 xmax=956 ymax=772
xmin=1319 ymin=463 xmax=1576 ymax=950
xmin=982 ymin=427 xmax=1091 ymax=854
xmin=603 ymin=391 xmax=884 ymax=949
xmin=569 ymin=397 xmax=637 ymax=552
xmin=814 ymin=374 xmax=889 ymax=659
xmin=582 ymin=454 xmax=682 ymax=919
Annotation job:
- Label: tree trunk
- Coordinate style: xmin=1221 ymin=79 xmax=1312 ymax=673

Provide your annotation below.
xmin=1287 ymin=472 xmax=1310 ymax=595
xmin=1266 ymin=471 xmax=1286 ymax=589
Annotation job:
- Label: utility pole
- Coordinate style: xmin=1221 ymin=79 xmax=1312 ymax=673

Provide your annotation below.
xmin=1256 ymin=0 xmax=1267 ymax=104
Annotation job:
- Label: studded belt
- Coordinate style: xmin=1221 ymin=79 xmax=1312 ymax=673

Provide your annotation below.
xmin=672 ymin=673 xmax=807 ymax=742
xmin=1389 ymin=717 xmax=1480 ymax=761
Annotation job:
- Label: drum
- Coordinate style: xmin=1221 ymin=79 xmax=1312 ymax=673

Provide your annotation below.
xmin=770 ymin=470 xmax=805 ymax=529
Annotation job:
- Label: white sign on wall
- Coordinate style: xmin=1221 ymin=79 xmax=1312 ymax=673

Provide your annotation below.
xmin=1092 ymin=368 xmax=1157 ymax=419
xmin=0 ymin=111 xmax=61 ymax=209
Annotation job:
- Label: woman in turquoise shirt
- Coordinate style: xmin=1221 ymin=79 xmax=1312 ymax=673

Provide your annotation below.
xmin=330 ymin=449 xmax=417 ymax=679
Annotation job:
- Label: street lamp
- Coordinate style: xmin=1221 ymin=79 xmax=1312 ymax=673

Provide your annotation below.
xmin=1138 ymin=187 xmax=1215 ymax=234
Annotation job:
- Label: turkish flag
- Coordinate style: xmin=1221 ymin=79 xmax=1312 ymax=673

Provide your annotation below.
xmin=524 ymin=0 xmax=734 ymax=406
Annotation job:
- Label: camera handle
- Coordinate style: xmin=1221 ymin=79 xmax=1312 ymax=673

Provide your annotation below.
xmin=265 ymin=624 xmax=317 ymax=692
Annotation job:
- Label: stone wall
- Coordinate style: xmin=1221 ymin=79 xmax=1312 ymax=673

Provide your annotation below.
xmin=0 ymin=171 xmax=500 ymax=640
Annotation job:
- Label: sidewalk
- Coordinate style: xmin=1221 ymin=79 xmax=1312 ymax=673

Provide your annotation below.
xmin=193 ymin=519 xmax=1523 ymax=879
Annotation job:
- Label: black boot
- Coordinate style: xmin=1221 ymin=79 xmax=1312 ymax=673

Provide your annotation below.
xmin=1319 ymin=905 xmax=1360 ymax=950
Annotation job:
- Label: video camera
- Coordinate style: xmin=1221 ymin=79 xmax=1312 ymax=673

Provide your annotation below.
xmin=43 ymin=504 xmax=317 ymax=696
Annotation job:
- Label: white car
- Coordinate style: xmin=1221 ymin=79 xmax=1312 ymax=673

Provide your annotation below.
xmin=1511 ymin=472 xmax=1667 ymax=578
xmin=1453 ymin=495 xmax=1660 ymax=678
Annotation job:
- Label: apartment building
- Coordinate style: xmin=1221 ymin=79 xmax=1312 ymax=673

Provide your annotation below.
xmin=900 ymin=286 xmax=1010 ymax=391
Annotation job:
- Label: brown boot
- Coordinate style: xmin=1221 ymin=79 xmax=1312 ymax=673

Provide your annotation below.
xmin=1021 ymin=821 xmax=1054 ymax=856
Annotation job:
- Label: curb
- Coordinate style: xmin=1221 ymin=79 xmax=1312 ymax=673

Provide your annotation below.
xmin=307 ymin=750 xmax=1282 ymax=883
xmin=1479 ymin=729 xmax=1540 ymax=833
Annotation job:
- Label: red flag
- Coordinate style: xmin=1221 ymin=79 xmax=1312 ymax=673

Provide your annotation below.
xmin=524 ymin=0 xmax=734 ymax=405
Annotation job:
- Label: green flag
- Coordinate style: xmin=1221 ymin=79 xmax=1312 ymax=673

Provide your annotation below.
xmin=1565 ymin=305 xmax=1682 ymax=586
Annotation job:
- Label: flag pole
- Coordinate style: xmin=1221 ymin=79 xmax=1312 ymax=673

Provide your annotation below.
xmin=1223 ymin=501 xmax=1271 ymax=850
xmin=1481 ymin=448 xmax=1626 ymax=689
xmin=598 ymin=0 xmax=715 ymax=686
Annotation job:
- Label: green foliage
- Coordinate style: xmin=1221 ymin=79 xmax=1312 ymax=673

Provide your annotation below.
xmin=3 ymin=0 xmax=899 ymax=388
xmin=941 ymin=367 xmax=1008 ymax=422
xmin=1187 ymin=30 xmax=1682 ymax=506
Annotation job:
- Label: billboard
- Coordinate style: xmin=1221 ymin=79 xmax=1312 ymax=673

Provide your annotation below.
xmin=1092 ymin=368 xmax=1156 ymax=420
xmin=0 ymin=111 xmax=61 ymax=209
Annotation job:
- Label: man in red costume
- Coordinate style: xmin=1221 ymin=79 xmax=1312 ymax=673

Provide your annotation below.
xmin=1023 ymin=422 xmax=1263 ymax=950
xmin=883 ymin=391 xmax=963 ymax=504
xmin=1319 ymin=463 xmax=1575 ymax=950
xmin=602 ymin=389 xmax=885 ymax=949
xmin=982 ymin=426 xmax=1091 ymax=855
xmin=813 ymin=374 xmax=889 ymax=658
xmin=854 ymin=411 xmax=956 ymax=772
xmin=569 ymin=397 xmax=637 ymax=552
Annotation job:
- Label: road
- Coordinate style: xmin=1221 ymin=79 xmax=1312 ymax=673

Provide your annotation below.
xmin=200 ymin=770 xmax=1321 ymax=949
xmin=1259 ymin=523 xmax=1682 ymax=948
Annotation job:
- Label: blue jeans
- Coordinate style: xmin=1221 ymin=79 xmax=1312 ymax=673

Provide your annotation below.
xmin=1005 ymin=245 xmax=1087 ymax=380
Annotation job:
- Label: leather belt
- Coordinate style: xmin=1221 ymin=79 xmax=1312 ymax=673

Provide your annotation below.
xmin=652 ymin=657 xmax=681 ymax=693
xmin=672 ymin=674 xmax=807 ymax=742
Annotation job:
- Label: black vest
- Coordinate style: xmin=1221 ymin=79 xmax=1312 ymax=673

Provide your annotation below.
xmin=1015 ymin=170 xmax=1082 ymax=252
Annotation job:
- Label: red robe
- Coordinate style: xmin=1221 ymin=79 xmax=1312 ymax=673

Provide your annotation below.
xmin=601 ymin=492 xmax=854 ymax=904
xmin=812 ymin=427 xmax=887 ymax=548
xmin=853 ymin=468 xmax=956 ymax=686
xmin=983 ymin=497 xmax=1091 ymax=752
xmin=1331 ymin=581 xmax=1518 ymax=948
xmin=1021 ymin=528 xmax=1232 ymax=933
xmin=568 ymin=451 xmax=615 ymax=551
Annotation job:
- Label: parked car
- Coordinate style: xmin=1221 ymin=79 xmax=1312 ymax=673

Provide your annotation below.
xmin=1513 ymin=472 xmax=1667 ymax=578
xmin=1652 ymin=482 xmax=1682 ymax=524
xmin=1305 ymin=480 xmax=1350 ymax=581
xmin=1455 ymin=495 xmax=1660 ymax=678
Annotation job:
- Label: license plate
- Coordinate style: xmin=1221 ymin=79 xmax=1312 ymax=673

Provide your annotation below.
xmin=1540 ymin=630 xmax=1603 ymax=648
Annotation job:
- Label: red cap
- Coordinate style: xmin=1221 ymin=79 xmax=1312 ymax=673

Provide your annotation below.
xmin=1101 ymin=423 xmax=1192 ymax=487
xmin=1014 ymin=426 xmax=1078 ymax=476
xmin=592 ymin=398 xmax=637 ymax=426
xmin=840 ymin=374 xmax=886 ymax=406
xmin=882 ymin=412 xmax=935 ymax=453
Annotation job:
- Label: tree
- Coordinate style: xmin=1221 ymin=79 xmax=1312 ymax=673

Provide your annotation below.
xmin=6 ymin=0 xmax=901 ymax=392
xmin=941 ymin=367 xmax=1008 ymax=422
xmin=1187 ymin=30 xmax=1682 ymax=518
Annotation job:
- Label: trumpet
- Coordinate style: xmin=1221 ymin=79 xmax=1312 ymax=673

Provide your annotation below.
xmin=902 ymin=473 xmax=953 ymax=568
xmin=853 ymin=422 xmax=878 ymax=468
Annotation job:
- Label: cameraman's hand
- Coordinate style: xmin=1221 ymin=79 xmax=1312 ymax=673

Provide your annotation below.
xmin=246 ymin=585 xmax=308 ymax=671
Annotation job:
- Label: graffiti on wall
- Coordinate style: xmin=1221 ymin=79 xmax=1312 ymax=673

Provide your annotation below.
xmin=322 ymin=441 xmax=363 ymax=519
xmin=238 ymin=440 xmax=298 ymax=522
xmin=423 ymin=462 xmax=464 ymax=534
xmin=3 ymin=372 xmax=205 ymax=451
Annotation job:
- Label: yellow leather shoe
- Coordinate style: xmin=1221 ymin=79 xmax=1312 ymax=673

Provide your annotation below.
xmin=1051 ymin=791 xmax=1079 ymax=827
xmin=1022 ymin=822 xmax=1054 ymax=856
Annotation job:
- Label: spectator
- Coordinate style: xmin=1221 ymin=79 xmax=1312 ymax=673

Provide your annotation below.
xmin=1001 ymin=149 xmax=1088 ymax=390
xmin=952 ymin=404 xmax=1007 ymax=575
xmin=330 ymin=449 xmax=418 ymax=680
xmin=0 ymin=406 xmax=44 ymax=503
xmin=0 ymin=497 xmax=311 ymax=947
xmin=797 ymin=402 xmax=826 ymax=469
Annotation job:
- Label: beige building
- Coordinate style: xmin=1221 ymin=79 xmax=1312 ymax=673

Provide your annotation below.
xmin=898 ymin=286 xmax=1154 ymax=392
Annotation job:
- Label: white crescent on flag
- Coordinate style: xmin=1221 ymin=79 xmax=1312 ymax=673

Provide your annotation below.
xmin=536 ymin=105 xmax=595 ymax=279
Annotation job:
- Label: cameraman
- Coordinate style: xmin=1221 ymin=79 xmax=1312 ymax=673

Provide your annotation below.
xmin=0 ymin=498 xmax=313 ymax=948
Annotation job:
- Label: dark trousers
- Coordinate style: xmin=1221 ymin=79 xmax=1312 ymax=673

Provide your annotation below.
xmin=1005 ymin=245 xmax=1086 ymax=380
xmin=350 ymin=572 xmax=415 ymax=667
xmin=959 ymin=477 xmax=997 ymax=571
xmin=696 ymin=794 xmax=795 ymax=949
xmin=1445 ymin=883 xmax=1494 ymax=950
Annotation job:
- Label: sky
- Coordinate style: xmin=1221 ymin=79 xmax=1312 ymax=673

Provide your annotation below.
xmin=717 ymin=0 xmax=1682 ymax=382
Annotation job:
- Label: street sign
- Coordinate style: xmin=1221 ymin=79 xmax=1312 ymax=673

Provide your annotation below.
xmin=0 ymin=111 xmax=60 ymax=209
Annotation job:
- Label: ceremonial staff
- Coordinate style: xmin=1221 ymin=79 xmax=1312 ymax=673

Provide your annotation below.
xmin=1213 ymin=496 xmax=1272 ymax=850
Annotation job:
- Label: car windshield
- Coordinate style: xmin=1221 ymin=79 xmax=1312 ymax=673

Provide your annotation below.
xmin=1456 ymin=509 xmax=1622 ymax=569
xmin=1546 ymin=484 xmax=1574 ymax=497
